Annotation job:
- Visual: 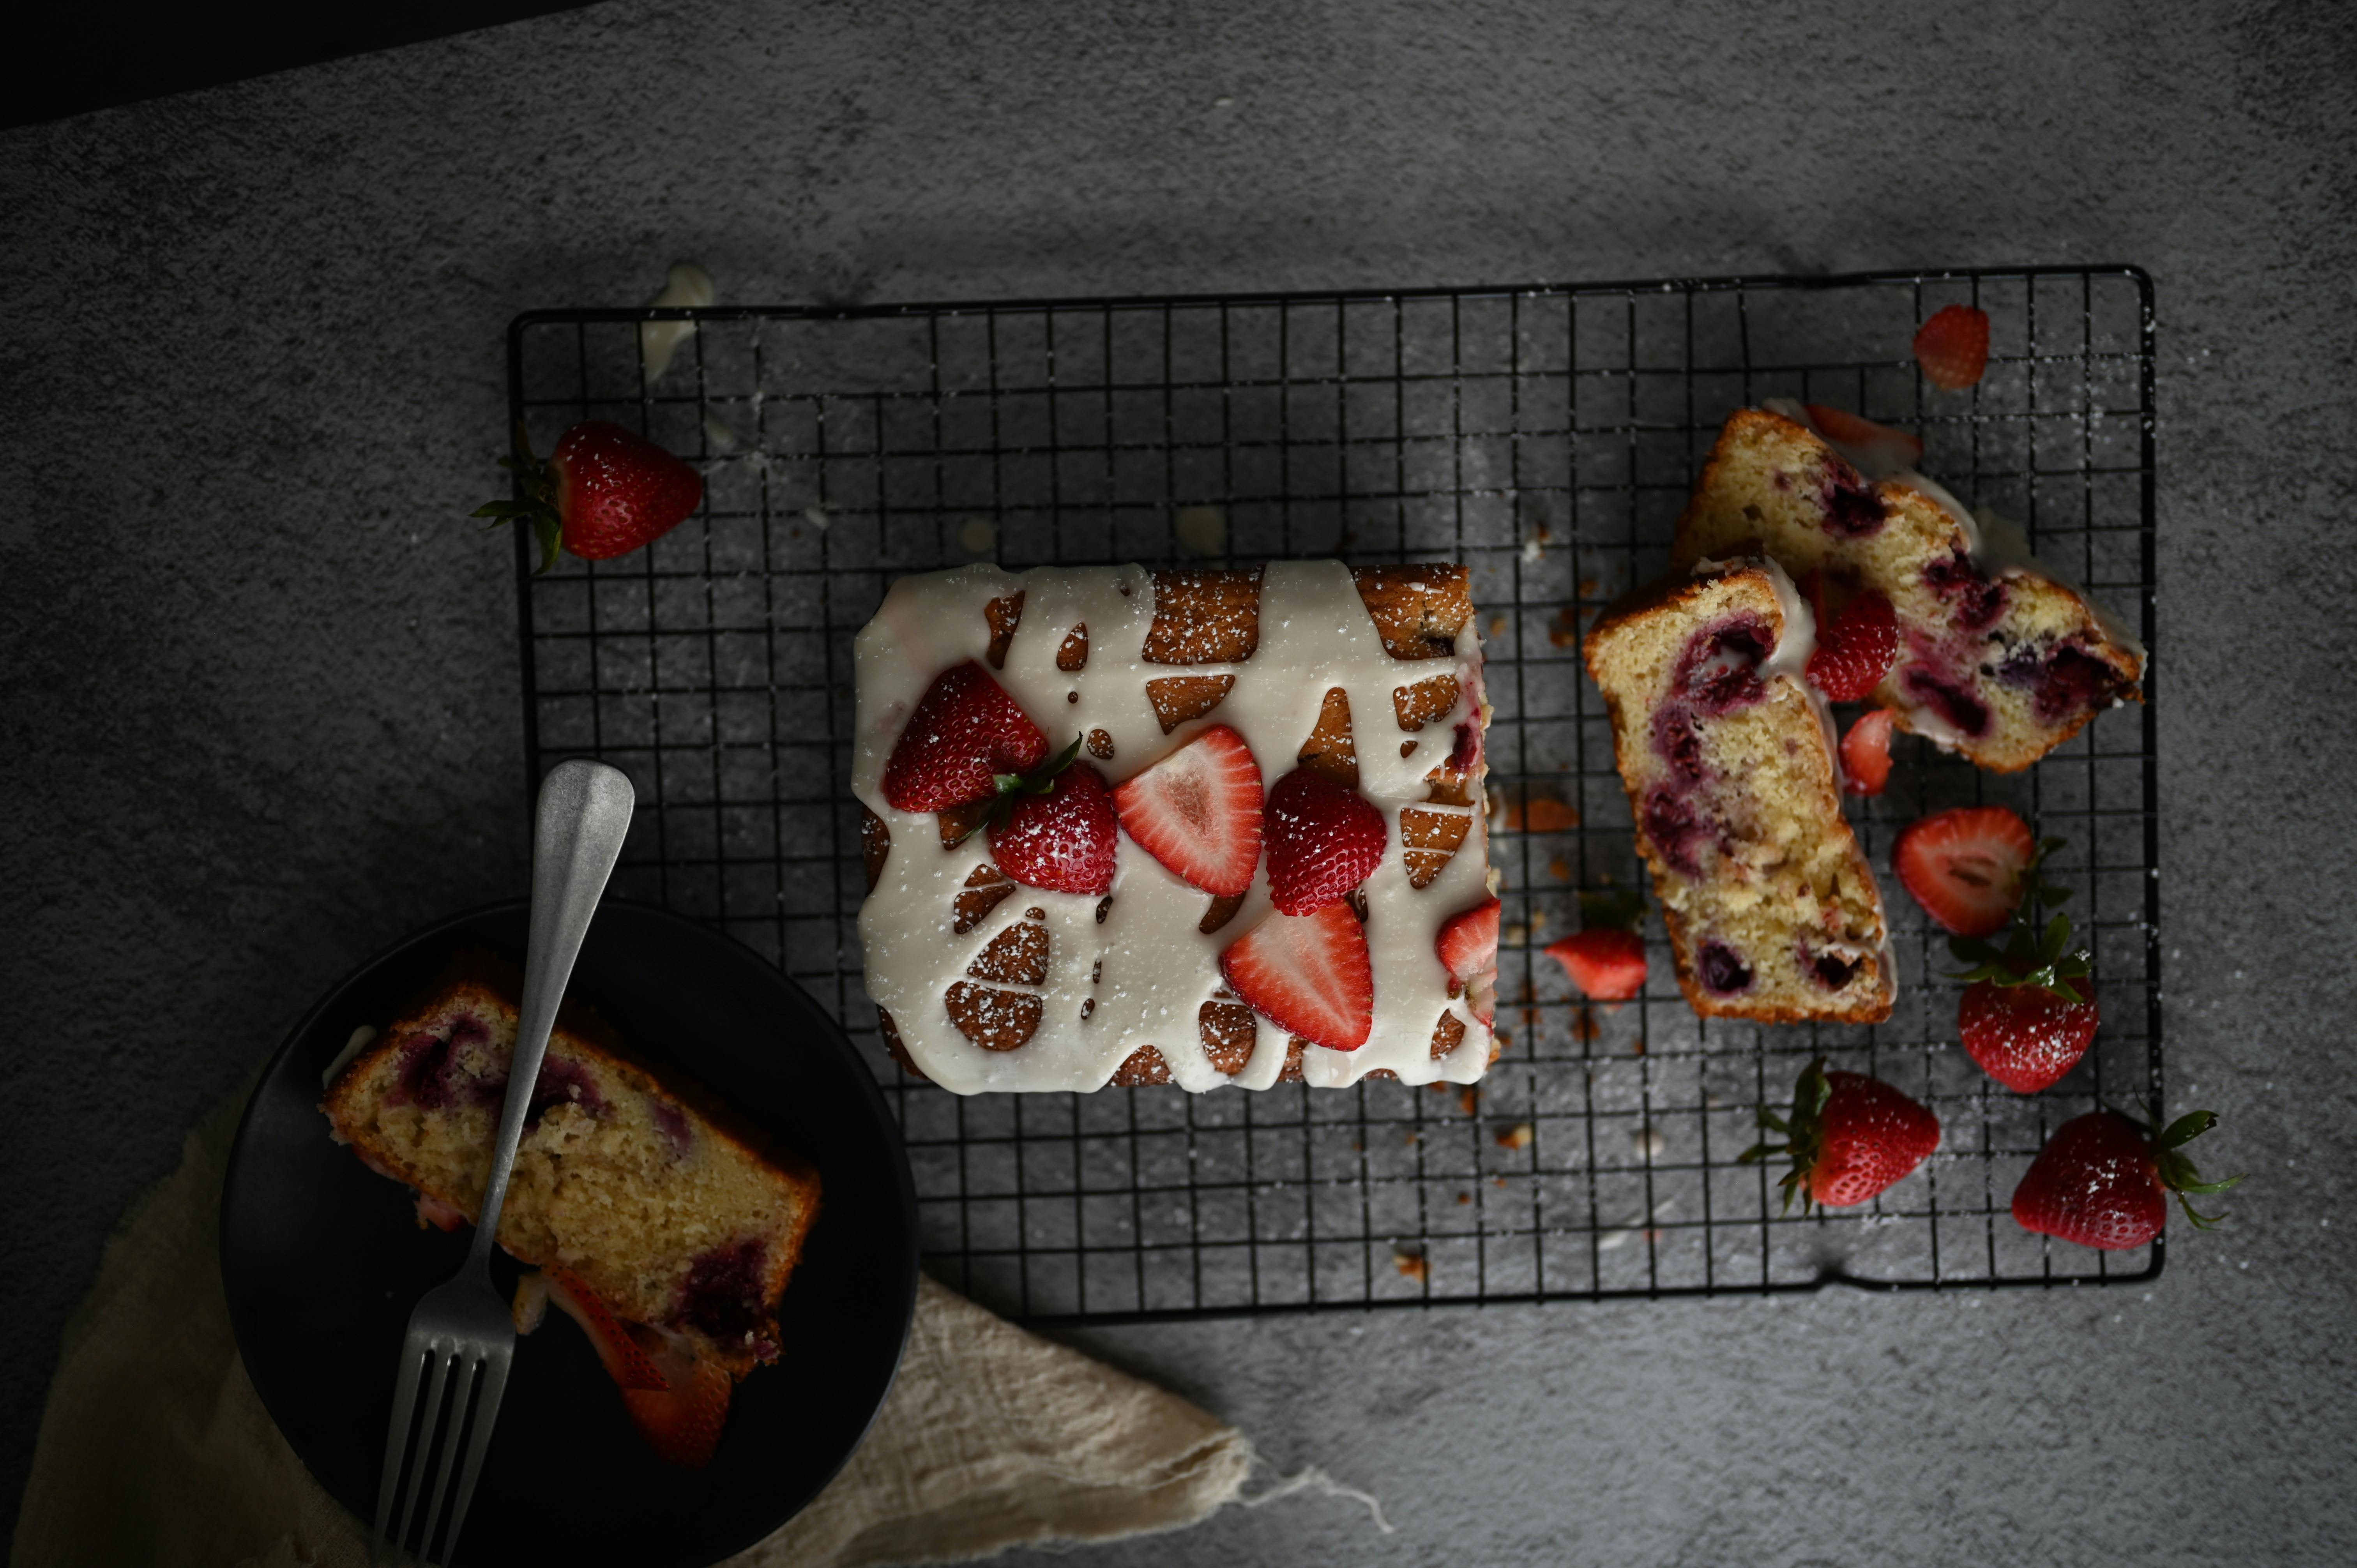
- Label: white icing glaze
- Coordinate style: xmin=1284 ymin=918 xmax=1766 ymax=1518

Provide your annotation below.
xmin=1691 ymin=553 xmax=1835 ymax=763
xmin=852 ymin=562 xmax=1491 ymax=1094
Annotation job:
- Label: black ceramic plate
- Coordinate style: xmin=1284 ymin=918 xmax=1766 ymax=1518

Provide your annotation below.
xmin=221 ymin=899 xmax=918 ymax=1566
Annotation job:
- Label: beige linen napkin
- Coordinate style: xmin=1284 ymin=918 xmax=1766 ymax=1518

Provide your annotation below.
xmin=12 ymin=1092 xmax=1257 ymax=1568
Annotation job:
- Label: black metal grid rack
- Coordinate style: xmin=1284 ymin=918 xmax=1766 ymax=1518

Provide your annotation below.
xmin=507 ymin=267 xmax=2160 ymax=1325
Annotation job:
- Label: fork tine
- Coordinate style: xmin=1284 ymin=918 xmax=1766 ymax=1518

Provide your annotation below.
xmin=396 ymin=1344 xmax=455 ymax=1559
xmin=437 ymin=1346 xmax=512 ymax=1564
xmin=372 ymin=1338 xmax=430 ymax=1558
xmin=413 ymin=1349 xmax=479 ymax=1565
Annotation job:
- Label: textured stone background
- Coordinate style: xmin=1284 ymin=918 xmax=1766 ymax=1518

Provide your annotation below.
xmin=4 ymin=2 xmax=2353 ymax=1562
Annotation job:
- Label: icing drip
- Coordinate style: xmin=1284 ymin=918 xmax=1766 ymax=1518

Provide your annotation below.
xmin=854 ymin=562 xmax=1490 ymax=1094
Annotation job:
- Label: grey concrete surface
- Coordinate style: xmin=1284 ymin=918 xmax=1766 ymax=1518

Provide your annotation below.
xmin=4 ymin=2 xmax=2353 ymax=1562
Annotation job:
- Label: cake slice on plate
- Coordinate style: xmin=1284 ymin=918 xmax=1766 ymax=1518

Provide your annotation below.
xmin=1670 ymin=405 xmax=2145 ymax=772
xmin=1583 ymin=555 xmax=1894 ymax=1022
xmin=323 ymin=956 xmax=820 ymax=1376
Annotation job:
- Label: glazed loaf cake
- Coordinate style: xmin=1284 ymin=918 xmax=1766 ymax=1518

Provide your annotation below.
xmin=1583 ymin=556 xmax=1894 ymax=1022
xmin=854 ymin=561 xmax=1494 ymax=1093
xmin=1671 ymin=406 xmax=2145 ymax=772
xmin=323 ymin=959 xmax=820 ymax=1374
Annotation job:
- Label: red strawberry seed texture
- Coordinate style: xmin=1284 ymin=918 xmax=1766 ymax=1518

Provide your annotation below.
xmin=1806 ymin=589 xmax=1899 ymax=702
xmin=1959 ymin=976 xmax=2098 ymax=1094
xmin=1743 ymin=1058 xmax=1938 ymax=1213
xmin=1262 ymin=768 xmax=1387 ymax=915
xmin=1914 ymin=305 xmax=1992 ymax=391
xmin=883 ymin=662 xmax=1049 ymax=812
xmin=989 ymin=763 xmax=1118 ymax=895
xmin=1893 ymin=805 xmax=2036 ymax=938
xmin=1436 ymin=897 xmax=1500 ymax=1022
xmin=1111 ymin=725 xmax=1264 ymax=897
xmin=1219 ymin=902 xmax=1374 ymax=1051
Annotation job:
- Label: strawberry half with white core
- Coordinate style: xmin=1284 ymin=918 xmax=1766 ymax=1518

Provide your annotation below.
xmin=475 ymin=420 xmax=704 ymax=572
xmin=1949 ymin=836 xmax=2097 ymax=1093
xmin=1840 ymin=709 xmax=1895 ymax=796
xmin=1219 ymin=902 xmax=1374 ymax=1051
xmin=1435 ymin=897 xmax=1500 ymax=1024
xmin=1741 ymin=1056 xmax=1940 ymax=1212
xmin=883 ymin=661 xmax=1049 ymax=812
xmin=1262 ymin=768 xmax=1387 ymax=916
xmin=1111 ymin=725 xmax=1264 ymax=896
xmin=2012 ymin=1109 xmax=2240 ymax=1250
xmin=526 ymin=1268 xmax=735 ymax=1468
xmin=1892 ymin=805 xmax=2037 ymax=938
xmin=989 ymin=761 xmax=1118 ymax=896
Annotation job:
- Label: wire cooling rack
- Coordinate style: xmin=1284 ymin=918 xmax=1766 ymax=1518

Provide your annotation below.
xmin=506 ymin=267 xmax=2161 ymax=1324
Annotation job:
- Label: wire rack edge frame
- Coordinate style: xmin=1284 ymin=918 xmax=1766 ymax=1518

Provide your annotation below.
xmin=503 ymin=263 xmax=2163 ymax=1323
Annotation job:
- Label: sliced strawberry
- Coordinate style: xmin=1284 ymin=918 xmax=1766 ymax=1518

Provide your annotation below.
xmin=620 ymin=1327 xmax=734 ymax=1468
xmin=1802 ymin=404 xmax=1924 ymax=476
xmin=476 ymin=421 xmax=704 ymax=571
xmin=1219 ymin=902 xmax=1373 ymax=1051
xmin=1914 ymin=305 xmax=1991 ymax=391
xmin=883 ymin=661 xmax=1049 ymax=812
xmin=1543 ymin=928 xmax=1647 ymax=1002
xmin=1262 ymin=769 xmax=1386 ymax=915
xmin=1436 ymin=897 xmax=1500 ymax=1023
xmin=1806 ymin=590 xmax=1899 ymax=701
xmin=542 ymin=1267 xmax=668 ymax=1391
xmin=2013 ymin=1109 xmax=2238 ymax=1250
xmin=1840 ymin=708 xmax=1894 ymax=796
xmin=989 ymin=762 xmax=1117 ymax=895
xmin=1743 ymin=1058 xmax=1939 ymax=1211
xmin=1112 ymin=725 xmax=1264 ymax=896
xmin=1892 ymin=805 xmax=2035 ymax=937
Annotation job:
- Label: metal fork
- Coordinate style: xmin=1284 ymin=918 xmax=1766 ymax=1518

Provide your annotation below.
xmin=369 ymin=759 xmax=636 ymax=1564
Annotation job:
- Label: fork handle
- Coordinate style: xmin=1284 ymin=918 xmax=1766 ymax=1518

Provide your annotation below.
xmin=466 ymin=759 xmax=636 ymax=1271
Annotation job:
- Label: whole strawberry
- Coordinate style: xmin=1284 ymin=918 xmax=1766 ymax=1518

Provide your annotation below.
xmin=883 ymin=662 xmax=1050 ymax=812
xmin=1914 ymin=305 xmax=1991 ymax=391
xmin=2013 ymin=1108 xmax=2239 ymax=1250
xmin=477 ymin=421 xmax=704 ymax=570
xmin=1262 ymin=768 xmax=1386 ymax=915
xmin=989 ymin=761 xmax=1118 ymax=896
xmin=1948 ymin=838 xmax=2097 ymax=1093
xmin=1742 ymin=1056 xmax=1940 ymax=1212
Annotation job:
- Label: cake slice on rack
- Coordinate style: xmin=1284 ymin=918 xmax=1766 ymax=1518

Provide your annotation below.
xmin=1583 ymin=554 xmax=1894 ymax=1022
xmin=1670 ymin=405 xmax=2144 ymax=772
xmin=853 ymin=560 xmax=1493 ymax=1094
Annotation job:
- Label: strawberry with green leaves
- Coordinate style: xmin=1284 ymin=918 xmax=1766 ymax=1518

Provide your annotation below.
xmin=476 ymin=421 xmax=704 ymax=571
xmin=1741 ymin=1056 xmax=1940 ymax=1212
xmin=2013 ymin=1108 xmax=2240 ymax=1250
xmin=1948 ymin=835 xmax=2097 ymax=1093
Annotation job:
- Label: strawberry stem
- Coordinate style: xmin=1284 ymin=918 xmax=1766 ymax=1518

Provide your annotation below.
xmin=1947 ymin=834 xmax=2090 ymax=999
xmin=952 ymin=734 xmax=1087 ymax=846
xmin=472 ymin=420 xmax=565 ymax=574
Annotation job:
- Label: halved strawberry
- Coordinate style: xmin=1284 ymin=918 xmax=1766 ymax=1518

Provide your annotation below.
xmin=882 ymin=661 xmax=1048 ymax=812
xmin=1263 ymin=769 xmax=1386 ymax=915
xmin=1892 ymin=805 xmax=2035 ymax=937
xmin=1806 ymin=590 xmax=1899 ymax=701
xmin=542 ymin=1268 xmax=668 ymax=1391
xmin=1219 ymin=902 xmax=1373 ymax=1051
xmin=989 ymin=762 xmax=1117 ymax=895
xmin=620 ymin=1327 xmax=734 ymax=1469
xmin=1436 ymin=897 xmax=1500 ymax=1023
xmin=1543 ymin=928 xmax=1647 ymax=1002
xmin=1914 ymin=305 xmax=1991 ymax=391
xmin=1112 ymin=725 xmax=1263 ymax=896
xmin=1802 ymin=404 xmax=1924 ymax=477
xmin=1840 ymin=708 xmax=1894 ymax=796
